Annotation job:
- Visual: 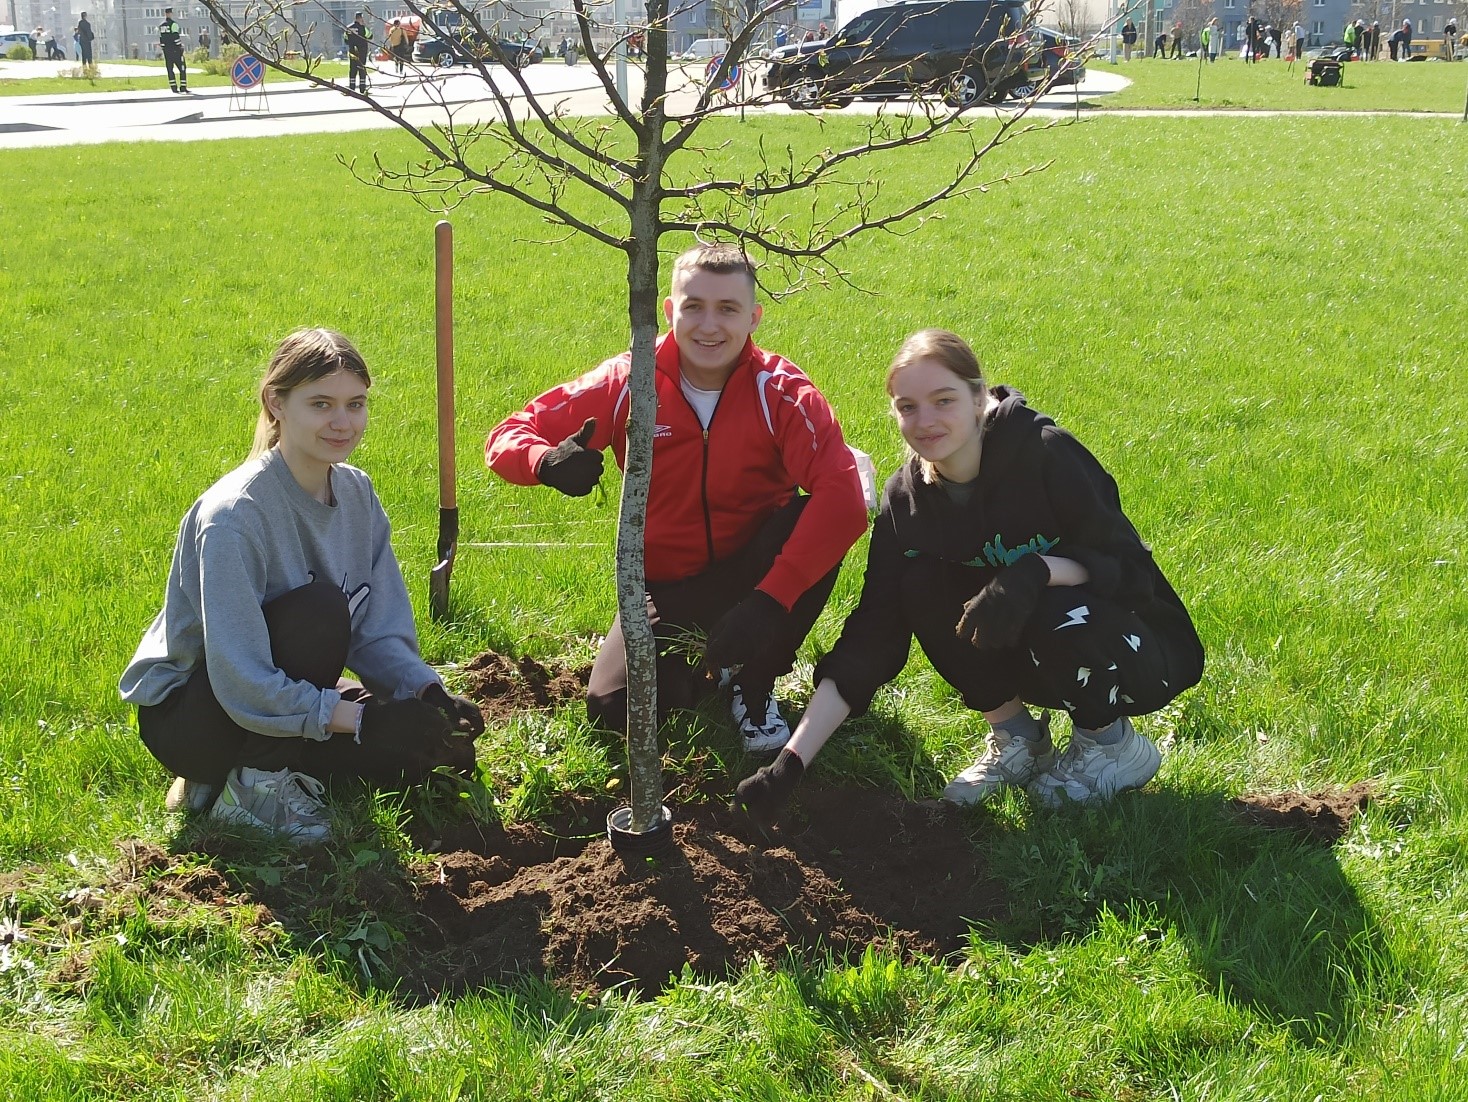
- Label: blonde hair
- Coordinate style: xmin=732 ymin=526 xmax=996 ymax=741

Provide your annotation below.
xmin=250 ymin=328 xmax=371 ymax=459
xmin=886 ymin=329 xmax=989 ymax=486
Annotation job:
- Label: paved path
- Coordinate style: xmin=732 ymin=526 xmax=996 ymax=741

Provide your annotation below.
xmin=0 ymin=60 xmax=1133 ymax=150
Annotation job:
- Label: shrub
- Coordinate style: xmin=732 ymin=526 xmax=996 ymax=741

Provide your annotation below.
xmin=6 ymin=44 xmax=34 ymax=61
xmin=200 ymin=43 xmax=243 ymax=76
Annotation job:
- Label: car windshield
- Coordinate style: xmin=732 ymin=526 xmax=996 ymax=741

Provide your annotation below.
xmin=833 ymin=12 xmax=893 ymax=44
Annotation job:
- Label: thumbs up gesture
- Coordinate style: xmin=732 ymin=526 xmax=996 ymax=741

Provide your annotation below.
xmin=536 ymin=417 xmax=604 ymax=497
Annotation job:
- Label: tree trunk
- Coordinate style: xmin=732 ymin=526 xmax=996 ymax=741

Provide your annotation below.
xmin=619 ymin=211 xmax=666 ymax=832
xmin=617 ymin=2 xmax=672 ymax=835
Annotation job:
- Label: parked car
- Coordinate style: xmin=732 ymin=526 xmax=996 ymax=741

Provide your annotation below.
xmin=1007 ymin=26 xmax=1085 ymax=99
xmin=413 ymin=23 xmax=543 ymax=69
xmin=1 ymin=30 xmax=36 ymax=55
xmin=762 ymin=0 xmax=1041 ymax=109
xmin=677 ymin=37 xmax=730 ymax=61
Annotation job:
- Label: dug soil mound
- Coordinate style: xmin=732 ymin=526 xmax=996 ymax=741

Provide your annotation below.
xmin=403 ymin=789 xmax=1004 ymax=997
xmin=1229 ymin=781 xmax=1373 ymax=843
xmin=458 ymin=651 xmax=590 ymax=723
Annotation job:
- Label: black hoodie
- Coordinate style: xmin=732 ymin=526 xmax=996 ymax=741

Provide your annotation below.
xmin=814 ymin=387 xmax=1202 ymax=715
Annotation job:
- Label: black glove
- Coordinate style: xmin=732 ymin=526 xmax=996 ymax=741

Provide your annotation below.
xmin=704 ymin=590 xmax=788 ymax=674
xmin=732 ymin=748 xmax=805 ymax=830
xmin=955 ymin=554 xmax=1050 ymax=651
xmin=358 ymin=697 xmax=454 ymax=745
xmin=420 ymin=682 xmax=486 ymax=736
xmin=536 ymin=417 xmax=603 ymax=497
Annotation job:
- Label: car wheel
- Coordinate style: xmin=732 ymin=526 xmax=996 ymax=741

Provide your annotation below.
xmin=942 ymin=69 xmax=988 ymax=107
xmin=435 ymin=51 xmax=455 ymax=69
xmin=1008 ymin=80 xmax=1038 ymax=100
xmin=784 ymin=77 xmax=822 ymax=109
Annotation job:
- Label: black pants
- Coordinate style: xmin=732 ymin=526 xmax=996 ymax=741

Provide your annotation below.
xmin=164 ymin=46 xmax=186 ymax=88
xmin=903 ymin=559 xmax=1201 ymax=731
xmin=586 ymin=495 xmax=841 ymax=733
xmin=137 ymin=579 xmax=469 ymax=788
xmin=349 ymin=52 xmax=369 ymax=90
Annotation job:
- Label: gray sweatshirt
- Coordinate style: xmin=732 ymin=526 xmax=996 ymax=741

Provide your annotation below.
xmin=119 ymin=447 xmax=438 ymax=739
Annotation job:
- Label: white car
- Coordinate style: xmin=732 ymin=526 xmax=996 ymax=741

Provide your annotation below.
xmin=678 ymin=37 xmax=730 ymax=61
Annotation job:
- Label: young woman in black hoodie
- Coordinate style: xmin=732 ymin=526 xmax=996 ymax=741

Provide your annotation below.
xmin=735 ymin=329 xmax=1203 ymax=824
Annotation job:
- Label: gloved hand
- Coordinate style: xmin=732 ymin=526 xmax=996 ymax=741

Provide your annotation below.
xmin=420 ymin=682 xmax=486 ymax=736
xmin=731 ymin=748 xmax=805 ymax=830
xmin=955 ymin=554 xmax=1051 ymax=651
xmin=704 ymin=590 xmax=788 ymax=675
xmin=536 ymin=417 xmax=603 ymax=497
xmin=358 ymin=697 xmax=454 ymax=746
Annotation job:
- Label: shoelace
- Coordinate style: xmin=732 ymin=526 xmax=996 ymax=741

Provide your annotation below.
xmin=270 ymin=769 xmax=327 ymax=818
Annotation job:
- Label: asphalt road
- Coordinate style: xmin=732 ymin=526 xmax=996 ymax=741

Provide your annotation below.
xmin=0 ymin=58 xmax=1126 ymax=151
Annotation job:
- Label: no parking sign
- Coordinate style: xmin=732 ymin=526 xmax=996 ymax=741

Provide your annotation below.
xmin=704 ymin=55 xmax=739 ymax=92
xmin=230 ymin=54 xmax=265 ymax=88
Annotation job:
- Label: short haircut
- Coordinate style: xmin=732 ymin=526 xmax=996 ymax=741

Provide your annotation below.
xmin=671 ymin=243 xmax=757 ymax=293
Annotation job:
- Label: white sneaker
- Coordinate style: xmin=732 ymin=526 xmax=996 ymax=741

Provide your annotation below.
xmin=1027 ymin=717 xmax=1161 ymax=808
xmin=209 ymin=767 xmax=331 ymax=844
xmin=164 ymin=776 xmax=218 ymax=813
xmin=943 ymin=712 xmax=1056 ymax=806
xmin=731 ymin=684 xmax=791 ymax=753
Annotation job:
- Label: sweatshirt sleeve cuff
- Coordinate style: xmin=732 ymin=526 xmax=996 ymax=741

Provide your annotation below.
xmin=310 ymin=687 xmax=343 ymax=742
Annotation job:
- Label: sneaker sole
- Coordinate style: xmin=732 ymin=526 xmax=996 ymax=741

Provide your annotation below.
xmin=210 ymin=797 xmax=330 ymax=843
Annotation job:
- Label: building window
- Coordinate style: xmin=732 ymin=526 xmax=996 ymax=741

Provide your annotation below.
xmin=1312 ymin=20 xmax=1325 ymax=37
xmin=1225 ymin=0 xmax=1234 ymax=7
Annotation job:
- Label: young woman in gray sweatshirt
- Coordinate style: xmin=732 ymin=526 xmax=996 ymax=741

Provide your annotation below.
xmin=120 ymin=329 xmax=483 ymax=844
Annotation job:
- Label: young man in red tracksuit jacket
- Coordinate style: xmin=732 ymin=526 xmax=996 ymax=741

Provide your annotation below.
xmin=485 ymin=244 xmax=868 ymax=752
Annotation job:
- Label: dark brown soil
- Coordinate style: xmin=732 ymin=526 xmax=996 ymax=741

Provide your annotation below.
xmin=403 ymin=788 xmax=1003 ymax=997
xmin=459 ymin=651 xmax=590 ymax=723
xmin=1229 ymin=782 xmax=1373 ymax=843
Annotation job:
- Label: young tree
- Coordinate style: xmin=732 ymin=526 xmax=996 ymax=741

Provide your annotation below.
xmin=202 ymin=0 xmax=1057 ymax=834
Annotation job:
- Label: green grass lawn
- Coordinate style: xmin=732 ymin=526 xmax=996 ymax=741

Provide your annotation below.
xmin=1 ymin=113 xmax=1466 ymax=1099
xmin=0 ymin=60 xmax=351 ymax=97
xmin=1093 ymin=52 xmax=1468 ymax=111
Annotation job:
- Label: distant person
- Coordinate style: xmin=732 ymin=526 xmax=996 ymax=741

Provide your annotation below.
xmin=1400 ymin=18 xmax=1412 ymax=60
xmin=76 ymin=13 xmax=94 ymax=65
xmin=158 ymin=8 xmax=188 ymax=93
xmin=733 ymin=329 xmax=1204 ymax=826
xmin=817 ymin=21 xmax=828 ymax=38
xmin=774 ymin=25 xmax=788 ymax=48
xmin=1293 ymin=19 xmax=1307 ymax=57
xmin=44 ymin=29 xmax=63 ymax=59
xmin=345 ymin=10 xmax=373 ymax=94
xmin=1153 ymin=30 xmax=1166 ymax=57
xmin=1169 ymin=19 xmax=1184 ymax=58
xmin=1445 ymin=19 xmax=1458 ymax=57
xmin=30 ymin=25 xmax=43 ymax=59
xmin=484 ymin=244 xmax=868 ymax=752
xmin=199 ymin=28 xmax=210 ymax=52
xmin=119 ymin=329 xmax=482 ymax=844
xmin=1207 ymin=18 xmax=1222 ymax=62
xmin=386 ymin=18 xmax=408 ymax=75
xmin=1121 ymin=19 xmax=1137 ymax=61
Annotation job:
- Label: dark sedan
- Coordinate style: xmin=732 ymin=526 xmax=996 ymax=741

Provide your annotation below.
xmin=413 ymin=30 xmax=543 ymax=69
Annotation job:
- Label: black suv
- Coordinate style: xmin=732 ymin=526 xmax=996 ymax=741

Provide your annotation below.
xmin=764 ymin=1 xmax=1038 ymax=109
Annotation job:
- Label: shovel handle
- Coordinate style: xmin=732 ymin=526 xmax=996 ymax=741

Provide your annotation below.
xmin=435 ymin=220 xmax=455 ymax=511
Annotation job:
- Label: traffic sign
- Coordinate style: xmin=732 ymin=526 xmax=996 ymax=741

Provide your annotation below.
xmin=230 ymin=54 xmax=265 ymax=88
xmin=705 ymin=55 xmax=740 ymax=92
